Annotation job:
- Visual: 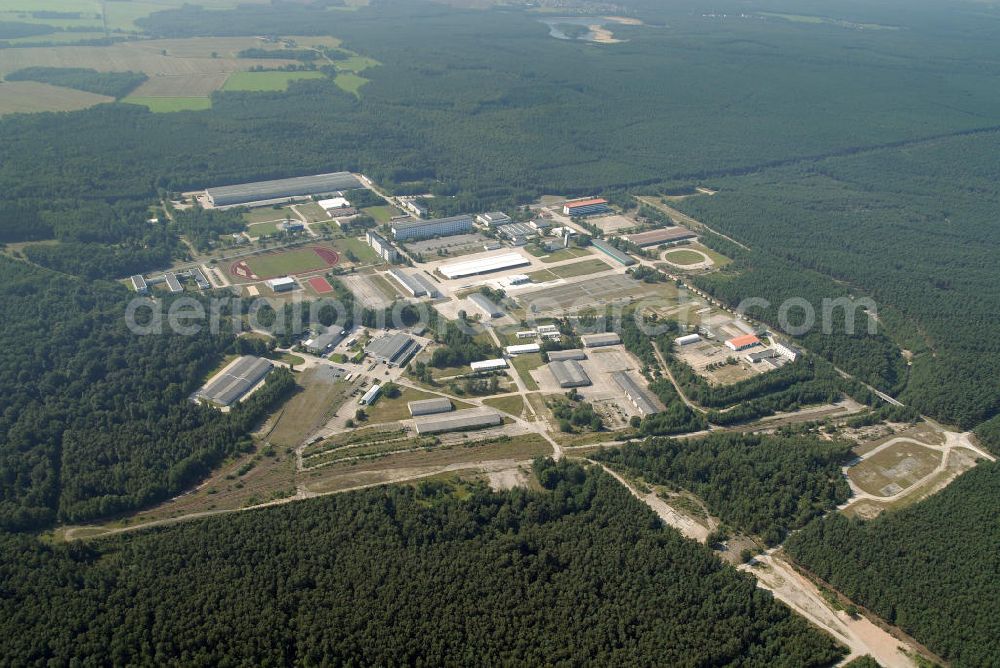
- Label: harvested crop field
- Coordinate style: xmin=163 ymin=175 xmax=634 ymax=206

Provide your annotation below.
xmin=130 ymin=73 xmax=230 ymax=97
xmin=0 ymin=80 xmax=111 ymax=115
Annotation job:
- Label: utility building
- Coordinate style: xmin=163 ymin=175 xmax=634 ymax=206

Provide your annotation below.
xmin=590 ymin=239 xmax=636 ymax=266
xmin=675 ymin=334 xmax=701 ymax=346
xmin=547 ymin=349 xmax=587 ymax=362
xmin=305 ymin=327 xmax=346 ymax=356
xmin=131 ymin=275 xmax=148 ymax=294
xmin=549 ymin=360 xmax=591 ymax=388
xmin=725 ymin=334 xmax=761 ymax=352
xmin=563 ymin=198 xmax=610 ymax=217
xmin=414 ymin=407 xmax=503 ymax=435
xmin=625 ymin=227 xmax=697 ymax=247
xmin=408 ymin=397 xmax=453 ymax=417
xmin=471 ymin=359 xmax=508 ymax=372
xmin=206 ymin=172 xmax=361 ymax=208
xmin=366 ymin=332 xmax=418 ymax=366
xmin=611 ymin=371 xmax=662 ymax=417
xmin=266 ymin=276 xmax=297 ymax=293
xmin=476 ymin=211 xmax=512 ymax=227
xmin=581 ymin=332 xmax=621 ymax=348
xmin=506 ymin=343 xmax=540 ymax=356
xmin=196 ymin=356 xmax=273 ymax=407
xmin=467 ymin=292 xmax=504 ymax=319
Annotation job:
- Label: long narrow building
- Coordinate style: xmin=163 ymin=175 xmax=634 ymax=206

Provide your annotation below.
xmin=611 ymin=371 xmax=662 ymax=417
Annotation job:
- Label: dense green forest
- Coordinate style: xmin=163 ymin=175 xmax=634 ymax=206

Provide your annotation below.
xmin=674 ymin=131 xmax=1000 ymax=428
xmin=0 ymin=460 xmax=845 ymax=665
xmin=0 ymin=257 xmax=292 ymax=530
xmin=785 ymin=463 xmax=1000 ymax=666
xmin=5 ymin=67 xmax=147 ymax=98
xmin=594 ymin=433 xmax=853 ymax=545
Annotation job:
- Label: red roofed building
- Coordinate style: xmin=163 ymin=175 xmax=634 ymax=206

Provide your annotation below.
xmin=725 ymin=334 xmax=762 ymax=352
xmin=563 ymin=198 xmax=611 ymax=217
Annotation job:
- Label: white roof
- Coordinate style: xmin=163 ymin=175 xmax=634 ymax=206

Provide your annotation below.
xmin=266 ymin=276 xmax=296 ymax=287
xmin=471 ymin=358 xmax=508 ymax=370
xmin=506 ymin=343 xmax=540 ymax=355
xmin=318 ymin=197 xmax=351 ymax=210
xmin=439 ymin=252 xmax=530 ymax=280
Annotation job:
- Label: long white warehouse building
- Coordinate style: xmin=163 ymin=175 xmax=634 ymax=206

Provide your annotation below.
xmin=439 ymin=253 xmax=531 ymax=280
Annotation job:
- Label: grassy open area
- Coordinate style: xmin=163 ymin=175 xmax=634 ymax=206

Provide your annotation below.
xmin=336 ymin=236 xmax=380 ymax=264
xmin=223 ymin=70 xmax=324 ymax=92
xmin=663 ymin=248 xmax=708 ymax=266
xmin=266 ymin=369 xmax=353 ymax=449
xmin=334 ymin=72 xmax=368 ymax=96
xmin=482 ymin=394 xmax=525 ymax=417
xmin=363 ymin=387 xmax=439 ymax=424
xmin=245 ymin=220 xmax=282 ymax=237
xmin=242 ymin=207 xmax=290 ymax=224
xmin=687 ymin=242 xmax=731 ymax=267
xmin=511 ymin=353 xmax=543 ymax=391
xmin=295 ymin=201 xmax=329 ymax=223
xmin=121 ymin=96 xmax=211 ymax=112
xmin=363 ymin=205 xmax=400 ymax=223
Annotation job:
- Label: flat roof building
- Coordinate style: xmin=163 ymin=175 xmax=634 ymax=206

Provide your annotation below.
xmin=746 ymin=349 xmax=778 ymax=363
xmin=438 ymin=252 xmax=531 ymax=280
xmin=196 ymin=356 xmax=273 ymax=407
xmin=725 ymin=334 xmax=762 ymax=352
xmin=774 ymin=342 xmax=802 ymax=362
xmin=547 ymin=349 xmax=587 ymax=361
xmin=414 ymin=407 xmax=503 ymax=435
xmin=266 ymin=276 xmax=297 ymax=292
xmin=563 ymin=198 xmax=610 ymax=217
xmin=590 ymin=239 xmax=636 ymax=266
xmin=366 ymin=332 xmax=418 ymax=366
xmin=625 ymin=227 xmax=697 ymax=247
xmin=191 ymin=268 xmax=211 ymax=290
xmin=164 ymin=272 xmax=183 ymax=293
xmin=206 ymin=172 xmax=361 ymax=208
xmin=550 ymin=360 xmax=591 ymax=388
xmin=496 ymin=222 xmax=537 ymax=241
xmin=392 ymin=214 xmax=474 ymax=241
xmin=504 ymin=274 xmax=531 ymax=286
xmin=506 ymin=343 xmax=541 ymax=356
xmin=476 ymin=211 xmax=512 ymax=227
xmin=306 ymin=327 xmax=346 ymax=356
xmin=408 ymin=397 xmax=454 ymax=417
xmin=367 ymin=230 xmax=400 ymax=263
xmin=611 ymin=371 xmax=662 ymax=417
xmin=388 ymin=267 xmax=429 ymax=297
xmin=468 ymin=292 xmax=504 ymax=319
xmin=471 ymin=358 xmax=508 ymax=371
xmin=581 ymin=332 xmax=621 ymax=348
xmin=318 ymin=197 xmax=351 ymax=211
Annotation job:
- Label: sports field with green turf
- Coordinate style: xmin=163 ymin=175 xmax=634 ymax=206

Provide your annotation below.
xmin=243 ymin=246 xmax=337 ymax=279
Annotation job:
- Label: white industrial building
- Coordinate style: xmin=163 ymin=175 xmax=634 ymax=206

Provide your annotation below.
xmin=318 ymin=197 xmax=351 ymax=212
xmin=359 ymin=383 xmax=382 ymax=406
xmin=266 ymin=276 xmax=297 ymax=292
xmin=471 ymin=359 xmax=508 ymax=372
xmin=675 ymin=333 xmax=701 ymax=346
xmin=438 ymin=253 xmax=531 ymax=280
xmin=506 ymin=343 xmax=540 ymax=356
xmin=504 ymin=274 xmax=531 ymax=287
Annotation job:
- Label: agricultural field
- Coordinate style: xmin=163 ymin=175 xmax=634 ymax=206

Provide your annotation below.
xmin=0 ymin=80 xmax=111 ymax=115
xmin=129 ymin=73 xmax=228 ymax=97
xmin=222 ymin=70 xmax=324 ymax=92
xmin=121 ymin=96 xmax=211 ymax=112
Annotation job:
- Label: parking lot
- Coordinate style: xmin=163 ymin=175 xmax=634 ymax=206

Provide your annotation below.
xmin=518 ymin=275 xmax=665 ymax=315
xmin=340 ymin=274 xmax=393 ymax=310
xmin=404 ymin=233 xmax=492 ymax=258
